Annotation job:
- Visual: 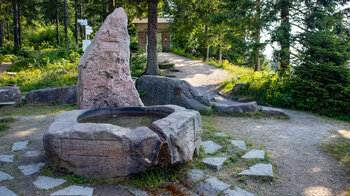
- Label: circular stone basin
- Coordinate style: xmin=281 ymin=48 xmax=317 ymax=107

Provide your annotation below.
xmin=43 ymin=105 xmax=201 ymax=178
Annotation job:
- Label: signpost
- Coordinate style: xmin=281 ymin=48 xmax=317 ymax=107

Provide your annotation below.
xmin=77 ymin=19 xmax=93 ymax=52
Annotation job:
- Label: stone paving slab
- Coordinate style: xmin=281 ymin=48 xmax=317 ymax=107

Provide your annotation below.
xmin=195 ymin=177 xmax=230 ymax=196
xmin=202 ymin=157 xmax=227 ymax=171
xmin=0 ymin=171 xmax=14 ymax=182
xmin=230 ymin=140 xmax=247 ymax=150
xmin=11 ymin=141 xmax=28 ymax=151
xmin=238 ymin=163 xmax=274 ymax=178
xmin=182 ymin=169 xmax=207 ymax=187
xmin=128 ymin=188 xmax=149 ymax=196
xmin=223 ymin=186 xmax=255 ymax=196
xmin=33 ymin=176 xmax=67 ymax=190
xmin=51 ymin=185 xmax=94 ymax=196
xmin=215 ymin=132 xmax=228 ymax=137
xmin=21 ymin=151 xmax=45 ymax=164
xmin=0 ymin=186 xmax=17 ymax=196
xmin=242 ymin=149 xmax=265 ymax=159
xmin=201 ymin=140 xmax=222 ymax=154
xmin=18 ymin=162 xmax=45 ymax=175
xmin=0 ymin=155 xmax=14 ymax=163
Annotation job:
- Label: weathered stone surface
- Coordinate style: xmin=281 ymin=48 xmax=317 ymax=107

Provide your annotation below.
xmin=202 ymin=157 xmax=227 ymax=171
xmin=0 ymin=186 xmax=17 ymax=196
xmin=128 ymin=188 xmax=149 ymax=196
xmin=215 ymin=102 xmax=258 ymax=115
xmin=77 ymin=8 xmax=143 ymax=109
xmin=0 ymin=87 xmax=21 ymax=104
xmin=20 ymin=151 xmax=45 ymax=164
xmin=201 ymin=140 xmax=222 ymax=154
xmin=44 ymin=105 xmax=201 ymax=177
xmin=238 ymin=163 xmax=274 ymax=178
xmin=11 ymin=141 xmax=28 ymax=151
xmin=136 ymin=76 xmax=211 ymax=112
xmin=0 ymin=171 xmax=14 ymax=182
xmin=182 ymin=169 xmax=207 ymax=188
xmin=18 ymin=162 xmax=45 ymax=176
xmin=242 ymin=149 xmax=265 ymax=159
xmin=231 ymin=83 xmax=246 ymax=93
xmin=230 ymin=140 xmax=247 ymax=150
xmin=215 ymin=132 xmax=228 ymax=137
xmin=25 ymin=86 xmax=77 ymax=104
xmin=0 ymin=155 xmax=14 ymax=163
xmin=223 ymin=186 xmax=255 ymax=196
xmin=51 ymin=185 xmax=94 ymax=196
xmin=33 ymin=176 xmax=67 ymax=190
xmin=195 ymin=177 xmax=230 ymax=196
xmin=260 ymin=106 xmax=288 ymax=118
xmin=158 ymin=63 xmax=175 ymax=69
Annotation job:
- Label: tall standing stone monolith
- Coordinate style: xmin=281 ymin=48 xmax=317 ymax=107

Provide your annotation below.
xmin=77 ymin=8 xmax=143 ymax=109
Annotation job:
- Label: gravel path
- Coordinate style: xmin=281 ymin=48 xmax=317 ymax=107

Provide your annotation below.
xmin=215 ymin=110 xmax=350 ymax=196
xmin=159 ymin=52 xmax=350 ymax=195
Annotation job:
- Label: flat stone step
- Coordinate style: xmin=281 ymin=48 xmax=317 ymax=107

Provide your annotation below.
xmin=0 ymin=186 xmax=17 ymax=196
xmin=182 ymin=169 xmax=207 ymax=188
xmin=201 ymin=140 xmax=222 ymax=154
xmin=18 ymin=162 xmax=45 ymax=176
xmin=202 ymin=157 xmax=227 ymax=171
xmin=51 ymin=185 xmax=94 ymax=196
xmin=230 ymin=140 xmax=247 ymax=150
xmin=0 ymin=171 xmax=14 ymax=182
xmin=0 ymin=155 xmax=14 ymax=163
xmin=223 ymin=186 xmax=255 ymax=196
xmin=195 ymin=177 xmax=230 ymax=196
xmin=33 ymin=176 xmax=67 ymax=190
xmin=215 ymin=132 xmax=228 ymax=137
xmin=242 ymin=149 xmax=265 ymax=159
xmin=11 ymin=141 xmax=28 ymax=151
xmin=238 ymin=163 xmax=273 ymax=178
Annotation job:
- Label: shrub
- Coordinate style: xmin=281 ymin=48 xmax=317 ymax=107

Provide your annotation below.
xmin=130 ymin=50 xmax=147 ymax=77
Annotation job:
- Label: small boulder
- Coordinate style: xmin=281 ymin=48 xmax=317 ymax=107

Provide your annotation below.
xmin=136 ymin=76 xmax=211 ymax=112
xmin=25 ymin=86 xmax=77 ymax=104
xmin=0 ymin=86 xmax=21 ymax=105
xmin=215 ymin=102 xmax=258 ymax=115
xmin=260 ymin=106 xmax=288 ymax=118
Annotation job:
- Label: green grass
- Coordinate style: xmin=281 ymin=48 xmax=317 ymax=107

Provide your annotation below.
xmin=0 ymin=124 xmax=11 ymax=132
xmin=131 ymin=166 xmax=181 ymax=188
xmin=0 ymin=117 xmax=17 ymax=123
xmin=0 ymin=104 xmax=76 ymax=117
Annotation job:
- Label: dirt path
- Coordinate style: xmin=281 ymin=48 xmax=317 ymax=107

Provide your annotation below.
xmin=159 ymin=52 xmax=350 ymax=196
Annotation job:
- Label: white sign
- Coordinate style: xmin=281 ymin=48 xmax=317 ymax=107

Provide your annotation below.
xmin=86 ymin=26 xmax=93 ymax=31
xmin=77 ymin=19 xmax=87 ymax=26
xmin=83 ymin=40 xmax=91 ymax=52
xmin=86 ymin=30 xmax=93 ymax=35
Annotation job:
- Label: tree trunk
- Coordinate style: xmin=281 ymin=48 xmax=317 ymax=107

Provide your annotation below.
xmin=64 ymin=0 xmax=68 ymax=45
xmin=18 ymin=6 xmax=21 ymax=48
xmin=7 ymin=22 xmax=10 ymax=40
xmin=56 ymin=7 xmax=60 ymax=46
xmin=205 ymin=24 xmax=209 ymax=61
xmin=280 ymin=0 xmax=290 ymax=70
xmin=254 ymin=0 xmax=261 ymax=72
xmin=12 ymin=0 xmax=19 ymax=52
xmin=108 ymin=0 xmax=116 ymax=14
xmin=0 ymin=20 xmax=4 ymax=47
xmin=75 ymin=0 xmax=79 ymax=44
xmin=145 ymin=0 xmax=159 ymax=75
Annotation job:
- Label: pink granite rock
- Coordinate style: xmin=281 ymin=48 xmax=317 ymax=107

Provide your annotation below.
xmin=77 ymin=8 xmax=143 ymax=109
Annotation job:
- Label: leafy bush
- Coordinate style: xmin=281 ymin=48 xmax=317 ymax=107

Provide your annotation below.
xmin=130 ymin=50 xmax=147 ymax=77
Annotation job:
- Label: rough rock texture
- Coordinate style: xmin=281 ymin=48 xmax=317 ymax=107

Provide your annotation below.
xmin=215 ymin=102 xmax=258 ymax=114
xmin=194 ymin=177 xmax=230 ymax=196
xmin=77 ymin=8 xmax=143 ymax=109
xmin=25 ymin=86 xmax=77 ymax=104
xmin=44 ymin=105 xmax=201 ymax=177
xmin=202 ymin=157 xmax=227 ymax=170
xmin=260 ymin=106 xmax=288 ymax=118
xmin=136 ymin=76 xmax=211 ymax=112
xmin=201 ymin=140 xmax=222 ymax=154
xmin=182 ymin=169 xmax=207 ymax=188
xmin=0 ymin=86 xmax=21 ymax=104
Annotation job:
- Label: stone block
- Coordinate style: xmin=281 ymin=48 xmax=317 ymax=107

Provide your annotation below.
xmin=0 ymin=87 xmax=21 ymax=104
xmin=25 ymin=86 xmax=77 ymax=104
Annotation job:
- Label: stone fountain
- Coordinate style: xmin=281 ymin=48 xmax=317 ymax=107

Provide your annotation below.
xmin=43 ymin=8 xmax=201 ymax=178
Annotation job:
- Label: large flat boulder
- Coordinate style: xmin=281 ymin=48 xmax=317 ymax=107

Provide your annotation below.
xmin=136 ymin=76 xmax=211 ymax=112
xmin=25 ymin=86 xmax=77 ymax=104
xmin=214 ymin=102 xmax=258 ymax=115
xmin=77 ymin=8 xmax=143 ymax=109
xmin=0 ymin=86 xmax=21 ymax=105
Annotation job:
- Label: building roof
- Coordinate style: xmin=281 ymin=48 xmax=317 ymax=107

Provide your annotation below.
xmin=133 ymin=17 xmax=173 ymax=24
